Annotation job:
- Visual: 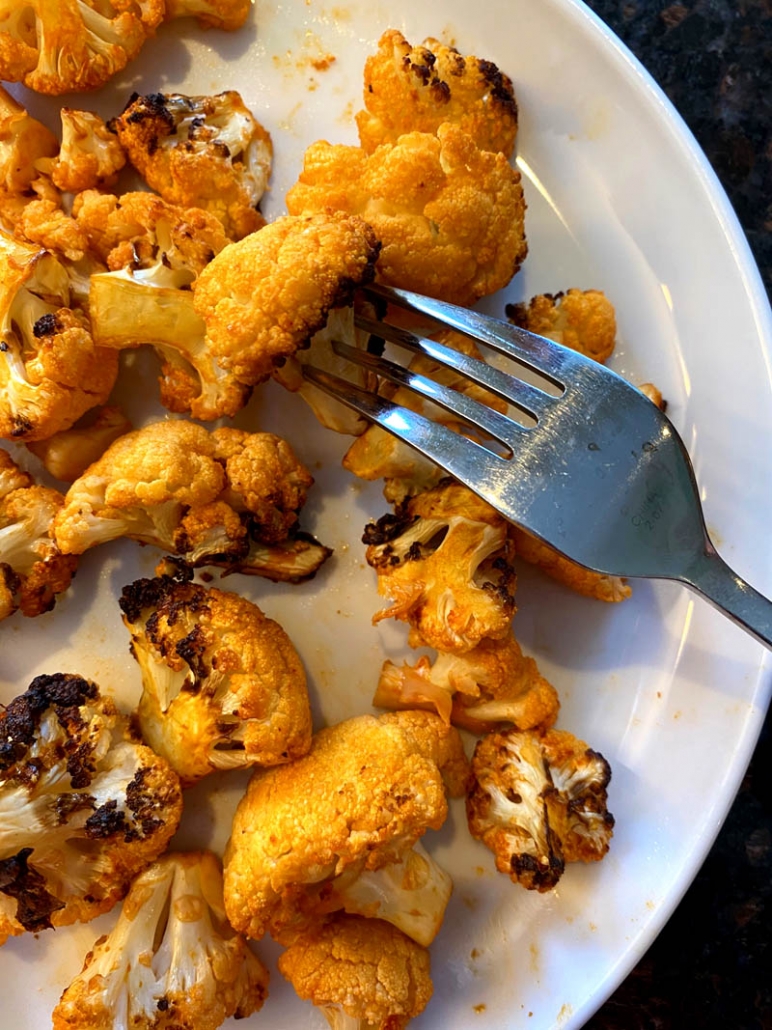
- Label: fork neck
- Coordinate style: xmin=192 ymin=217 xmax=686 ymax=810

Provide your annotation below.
xmin=680 ymin=545 xmax=772 ymax=650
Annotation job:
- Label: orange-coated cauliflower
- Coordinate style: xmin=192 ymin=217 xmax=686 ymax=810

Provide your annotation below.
xmin=44 ymin=109 xmax=126 ymax=192
xmin=506 ymin=289 xmax=617 ymax=364
xmin=0 ymin=0 xmax=164 ymax=95
xmin=279 ymin=914 xmax=433 ymax=1030
xmin=512 ymin=526 xmax=631 ymax=602
xmin=363 ymin=480 xmax=517 ymax=653
xmin=52 ymin=851 xmax=269 ymax=1030
xmin=193 ymin=211 xmax=381 ymax=386
xmin=0 ymin=673 xmax=182 ymax=946
xmin=119 ymin=574 xmax=312 ymax=785
xmin=0 ymin=85 xmax=58 ymax=231
xmin=0 ymin=230 xmax=118 ymax=443
xmin=13 ymin=198 xmax=90 ymax=262
xmin=375 ymin=634 xmax=559 ymax=735
xmin=287 ymin=124 xmax=526 ymax=306
xmin=223 ymin=710 xmax=467 ymax=945
xmin=52 ymin=419 xmax=331 ymax=583
xmin=211 ymin=426 xmax=314 ymax=543
xmin=114 ymin=90 xmax=271 ymax=239
xmin=357 ymin=29 xmax=518 ymax=157
xmin=466 ymin=727 xmax=614 ymax=892
xmin=0 ymin=450 xmax=78 ymax=621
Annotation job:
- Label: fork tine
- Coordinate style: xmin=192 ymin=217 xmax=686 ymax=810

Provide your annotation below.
xmin=362 ymin=282 xmax=579 ymax=382
xmin=302 ymin=363 xmax=507 ymax=487
xmin=353 ymin=313 xmax=556 ymax=421
xmin=331 ymin=338 xmax=529 ymax=449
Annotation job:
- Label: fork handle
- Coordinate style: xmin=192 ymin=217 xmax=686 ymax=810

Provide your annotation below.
xmin=681 ymin=547 xmax=772 ymax=650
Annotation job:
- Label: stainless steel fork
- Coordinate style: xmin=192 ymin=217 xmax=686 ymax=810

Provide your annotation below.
xmin=302 ymin=282 xmax=772 ymax=649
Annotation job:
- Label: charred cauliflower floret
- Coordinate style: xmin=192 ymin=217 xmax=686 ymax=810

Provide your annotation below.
xmin=364 ymin=481 xmax=517 ymax=654
xmin=193 ymin=211 xmax=381 ymax=385
xmin=223 ymin=710 xmax=467 ymax=946
xmin=0 ymin=0 xmax=164 ymax=95
xmin=114 ymin=90 xmax=272 ymax=240
xmin=466 ymin=727 xmax=614 ymax=892
xmin=26 ymin=406 xmax=132 ymax=483
xmin=375 ymin=635 xmax=560 ymax=735
xmin=43 ymin=109 xmax=126 ymax=192
xmin=163 ymin=0 xmax=251 ymax=32
xmin=0 ymin=673 xmax=183 ymax=946
xmin=357 ymin=29 xmax=518 ymax=157
xmin=0 ymin=451 xmax=78 ymax=621
xmin=52 ymin=419 xmax=331 ymax=583
xmin=286 ymin=124 xmax=526 ymax=306
xmin=506 ymin=289 xmax=617 ymax=364
xmin=0 ymin=85 xmax=58 ymax=231
xmin=279 ymin=914 xmax=433 ymax=1030
xmin=52 ymin=851 xmax=269 ymax=1030
xmin=512 ymin=526 xmax=631 ymax=603
xmin=119 ymin=575 xmax=312 ymax=785
xmin=0 ymin=230 xmax=118 ymax=442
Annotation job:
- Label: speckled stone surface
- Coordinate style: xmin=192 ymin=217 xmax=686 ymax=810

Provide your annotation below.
xmin=579 ymin=3 xmax=772 ymax=1027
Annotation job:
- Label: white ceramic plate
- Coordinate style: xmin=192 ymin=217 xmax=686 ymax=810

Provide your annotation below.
xmin=2 ymin=1 xmax=772 ymax=1027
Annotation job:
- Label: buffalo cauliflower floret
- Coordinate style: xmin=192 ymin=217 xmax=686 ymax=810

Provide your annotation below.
xmin=0 ymin=231 xmax=118 ymax=442
xmin=357 ymin=29 xmax=518 ymax=158
xmin=119 ymin=574 xmax=312 ymax=785
xmin=52 ymin=419 xmax=331 ymax=582
xmin=279 ymin=913 xmax=433 ymax=1030
xmin=286 ymin=124 xmax=526 ymax=306
xmin=0 ymin=0 xmax=164 ymax=95
xmin=223 ymin=710 xmax=467 ymax=945
xmin=0 ymin=452 xmax=78 ymax=621
xmin=363 ymin=480 xmax=517 ymax=653
xmin=193 ymin=211 xmax=381 ymax=384
xmin=374 ymin=635 xmax=559 ymax=735
xmin=0 ymin=85 xmax=58 ymax=231
xmin=114 ymin=90 xmax=271 ymax=240
xmin=43 ymin=109 xmax=126 ymax=192
xmin=211 ymin=426 xmax=314 ymax=543
xmin=0 ymin=673 xmax=182 ymax=945
xmin=163 ymin=0 xmax=251 ymax=31
xmin=466 ymin=727 xmax=614 ymax=892
xmin=512 ymin=526 xmax=631 ymax=602
xmin=26 ymin=406 xmax=132 ymax=482
xmin=79 ymin=189 xmax=252 ymax=420
xmin=90 ymin=209 xmax=378 ymax=420
xmin=52 ymin=851 xmax=269 ymax=1030
xmin=506 ymin=289 xmax=617 ymax=364
xmin=73 ymin=188 xmax=230 ymax=272
xmin=13 ymin=198 xmax=91 ymax=262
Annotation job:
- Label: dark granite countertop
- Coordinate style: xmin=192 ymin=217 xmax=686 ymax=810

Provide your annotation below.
xmin=579 ymin=3 xmax=772 ymax=1027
